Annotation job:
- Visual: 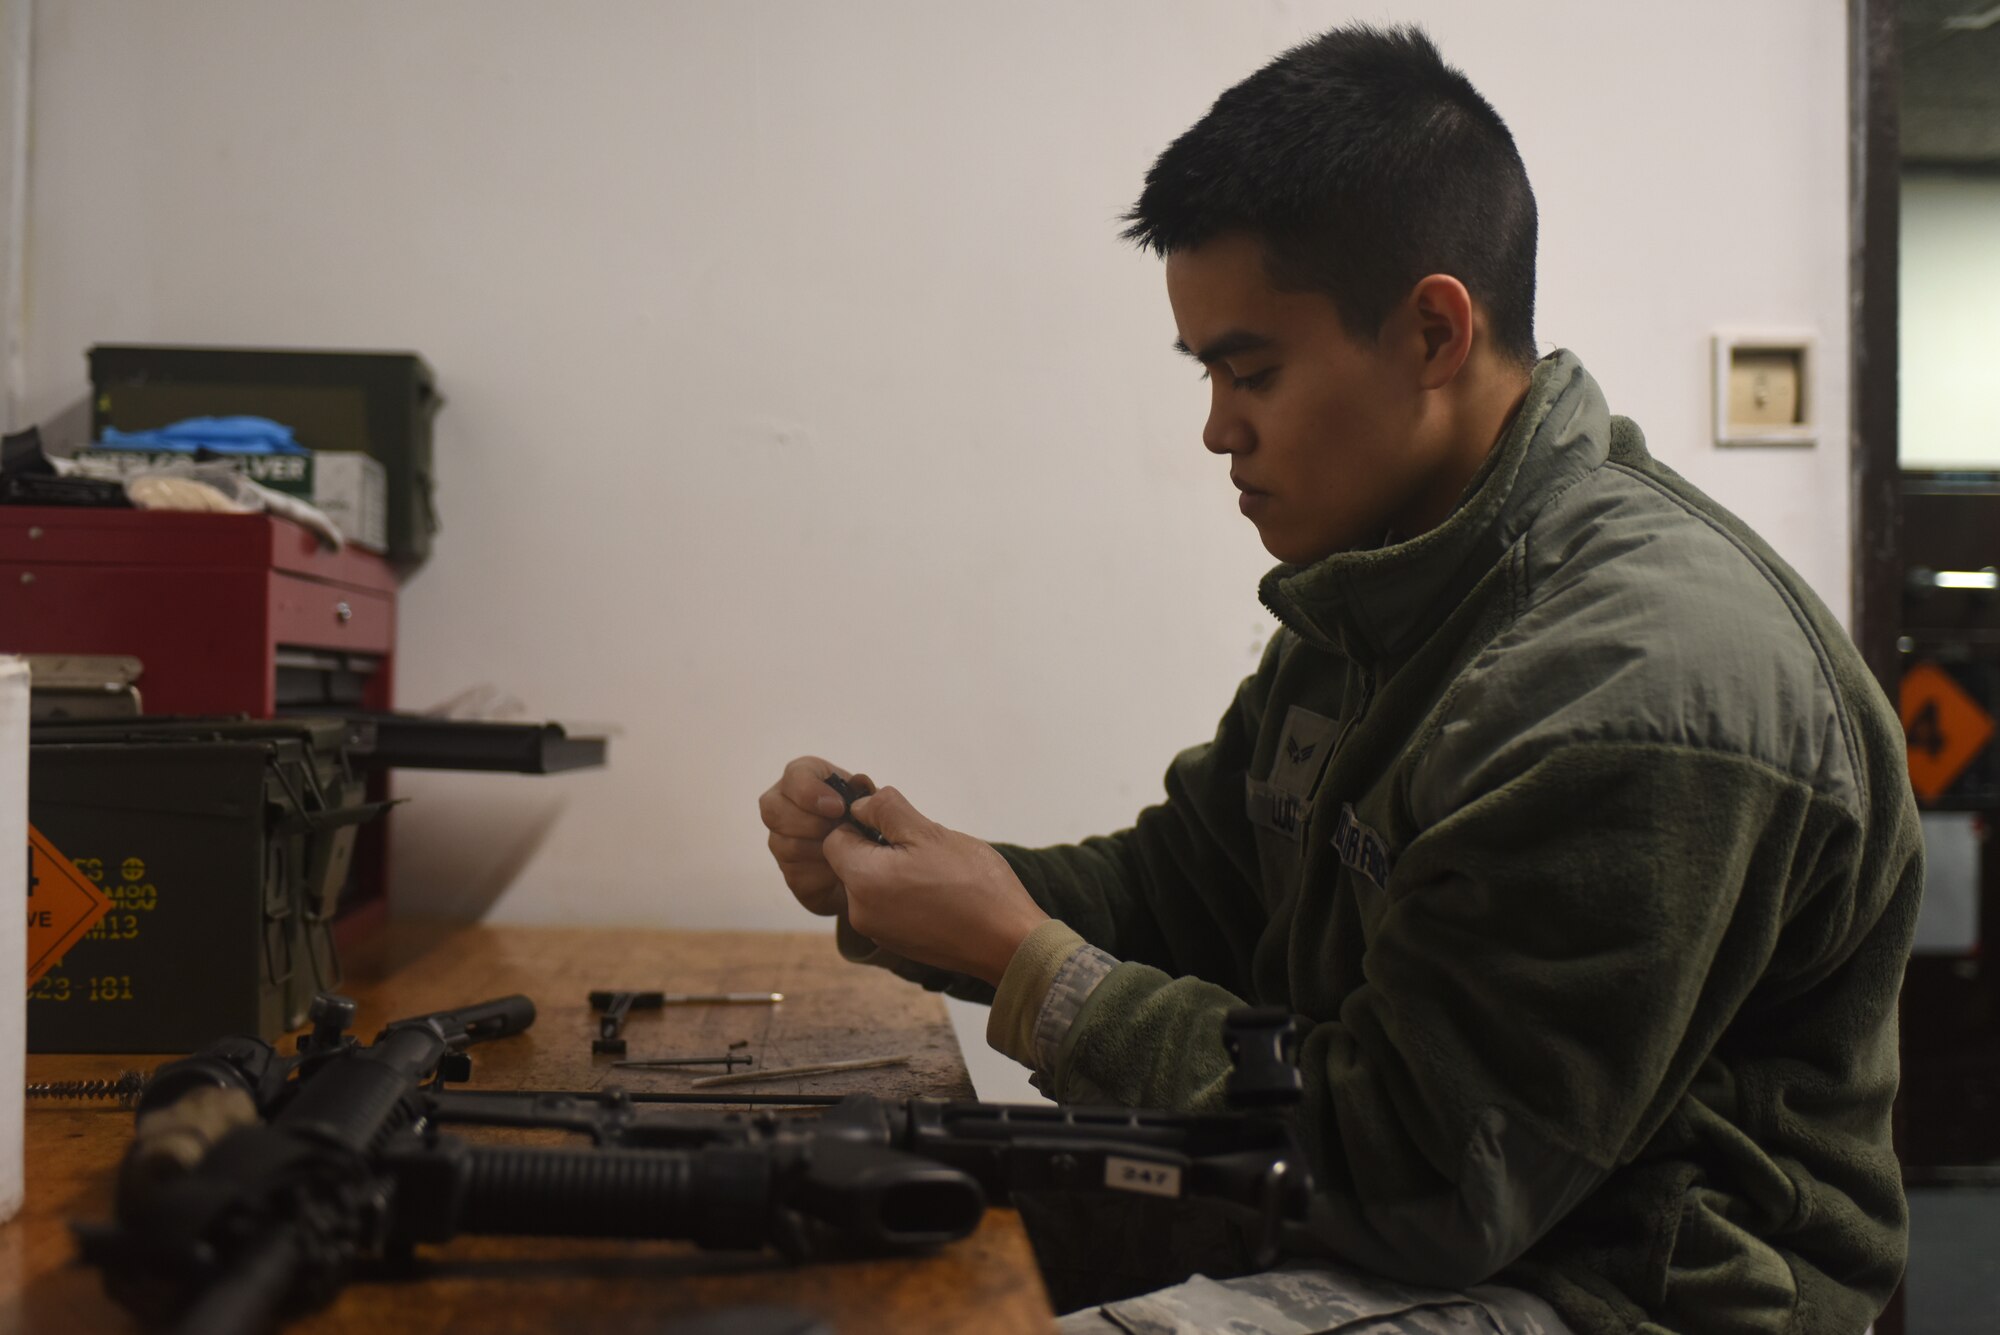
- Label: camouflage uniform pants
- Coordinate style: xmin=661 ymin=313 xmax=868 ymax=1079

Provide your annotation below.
xmin=1053 ymin=1262 xmax=1574 ymax=1334
xmin=1011 ymin=1192 xmax=1570 ymax=1335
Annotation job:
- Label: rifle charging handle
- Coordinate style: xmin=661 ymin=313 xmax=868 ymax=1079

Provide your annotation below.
xmin=1222 ymin=1007 xmax=1304 ymax=1109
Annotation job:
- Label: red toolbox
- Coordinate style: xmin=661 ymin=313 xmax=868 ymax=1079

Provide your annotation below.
xmin=3 ymin=506 xmax=605 ymax=940
xmin=0 ymin=506 xmax=397 ymax=717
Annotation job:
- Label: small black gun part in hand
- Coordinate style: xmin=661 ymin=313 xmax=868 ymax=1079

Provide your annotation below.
xmin=822 ymin=772 xmax=890 ymax=845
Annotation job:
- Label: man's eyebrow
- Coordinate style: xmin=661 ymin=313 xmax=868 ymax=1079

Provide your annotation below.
xmin=1172 ymin=330 xmax=1274 ymax=363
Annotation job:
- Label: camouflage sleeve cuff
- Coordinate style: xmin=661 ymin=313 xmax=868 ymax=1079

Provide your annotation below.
xmin=986 ymin=919 xmax=1118 ymax=1076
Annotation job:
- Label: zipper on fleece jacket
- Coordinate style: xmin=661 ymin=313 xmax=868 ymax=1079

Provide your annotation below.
xmin=1330 ymin=670 xmax=1376 ymax=771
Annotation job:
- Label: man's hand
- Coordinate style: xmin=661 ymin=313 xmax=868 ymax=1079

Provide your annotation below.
xmin=757 ymin=755 xmax=877 ymax=917
xmin=824 ymin=787 xmax=1049 ymax=987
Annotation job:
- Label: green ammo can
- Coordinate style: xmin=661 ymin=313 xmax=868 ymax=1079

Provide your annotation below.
xmin=26 ymin=716 xmax=386 ymax=1052
xmin=87 ymin=345 xmax=441 ymax=574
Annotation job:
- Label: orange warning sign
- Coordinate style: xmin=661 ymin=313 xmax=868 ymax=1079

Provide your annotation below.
xmin=25 ymin=825 xmax=113 ymax=987
xmin=1902 ymin=661 xmax=1996 ymax=803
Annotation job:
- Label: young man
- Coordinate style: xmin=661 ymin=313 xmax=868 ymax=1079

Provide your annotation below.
xmin=758 ymin=25 xmax=1919 ymax=1335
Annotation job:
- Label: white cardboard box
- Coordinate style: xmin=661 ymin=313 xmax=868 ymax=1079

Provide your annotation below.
xmin=73 ymin=448 xmax=388 ymax=552
xmin=311 ymin=452 xmax=389 ymax=553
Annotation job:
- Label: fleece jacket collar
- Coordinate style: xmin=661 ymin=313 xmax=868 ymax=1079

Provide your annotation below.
xmin=1257 ymin=349 xmax=1613 ymax=668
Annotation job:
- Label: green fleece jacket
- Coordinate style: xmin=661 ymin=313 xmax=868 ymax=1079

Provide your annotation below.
xmin=842 ymin=351 xmax=1921 ymax=1334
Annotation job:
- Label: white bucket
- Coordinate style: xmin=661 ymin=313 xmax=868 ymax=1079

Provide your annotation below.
xmin=0 ymin=656 xmax=26 ymax=1221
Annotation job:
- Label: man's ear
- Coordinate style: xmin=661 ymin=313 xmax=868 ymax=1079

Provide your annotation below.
xmin=1407 ymin=274 xmax=1475 ymax=390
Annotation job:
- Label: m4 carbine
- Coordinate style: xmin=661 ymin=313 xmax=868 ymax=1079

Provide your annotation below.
xmin=75 ymin=993 xmax=1312 ymax=1334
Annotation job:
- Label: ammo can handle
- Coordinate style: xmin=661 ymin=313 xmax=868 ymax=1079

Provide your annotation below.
xmin=271 ymin=799 xmax=399 ymax=836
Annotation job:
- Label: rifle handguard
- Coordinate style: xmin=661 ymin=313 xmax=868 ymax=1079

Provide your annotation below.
xmin=384 ymin=1136 xmax=985 ymax=1256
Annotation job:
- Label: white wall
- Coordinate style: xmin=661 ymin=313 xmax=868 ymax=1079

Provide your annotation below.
xmin=1901 ymin=171 xmax=2000 ymax=470
xmin=22 ymin=3 xmax=1853 ymax=930
xmin=0 ymin=0 xmax=28 ymax=429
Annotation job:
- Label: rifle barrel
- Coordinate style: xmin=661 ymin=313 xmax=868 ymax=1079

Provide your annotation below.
xmin=168 ymin=1228 xmax=301 ymax=1335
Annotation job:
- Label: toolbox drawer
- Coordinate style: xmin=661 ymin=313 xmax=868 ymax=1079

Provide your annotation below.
xmin=270 ymin=572 xmax=393 ymax=654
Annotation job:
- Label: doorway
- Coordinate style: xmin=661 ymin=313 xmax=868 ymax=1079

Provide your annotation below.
xmin=1856 ymin=3 xmax=2000 ymax=1332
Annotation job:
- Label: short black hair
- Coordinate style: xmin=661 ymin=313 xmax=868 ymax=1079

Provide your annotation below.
xmin=1124 ymin=24 xmax=1539 ymax=367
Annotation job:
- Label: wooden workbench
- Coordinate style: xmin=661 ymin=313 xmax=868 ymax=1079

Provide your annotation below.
xmin=5 ymin=923 xmax=1056 ymax=1334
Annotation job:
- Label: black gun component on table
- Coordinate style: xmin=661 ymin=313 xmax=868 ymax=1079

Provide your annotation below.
xmin=73 ymin=992 xmax=1313 ymax=1335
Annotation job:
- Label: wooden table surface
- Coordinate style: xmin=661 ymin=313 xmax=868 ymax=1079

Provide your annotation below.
xmin=4 ymin=922 xmax=1055 ymax=1334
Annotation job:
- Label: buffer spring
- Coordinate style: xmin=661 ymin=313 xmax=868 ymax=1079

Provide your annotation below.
xmin=25 ymin=1072 xmax=148 ymax=1108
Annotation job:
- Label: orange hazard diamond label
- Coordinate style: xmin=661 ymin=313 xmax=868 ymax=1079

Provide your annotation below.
xmin=25 ymin=826 xmax=113 ymax=987
xmin=1901 ymin=661 xmax=1996 ymax=804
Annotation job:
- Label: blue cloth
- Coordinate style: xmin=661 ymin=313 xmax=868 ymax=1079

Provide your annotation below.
xmin=97 ymin=416 xmax=308 ymax=455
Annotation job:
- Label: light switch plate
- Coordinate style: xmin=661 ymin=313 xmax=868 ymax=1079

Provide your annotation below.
xmin=1713 ymin=330 xmax=1816 ymax=447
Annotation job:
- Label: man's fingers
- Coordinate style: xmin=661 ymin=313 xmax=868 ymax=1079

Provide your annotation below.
xmin=762 ymin=758 xmax=907 ymax=920
xmin=776 ymin=858 xmax=837 ymax=888
xmin=759 ymin=783 xmax=833 ymax=837
xmin=762 ymin=756 xmax=864 ymax=831
xmin=767 ymin=831 xmax=826 ymax=863
xmin=783 ymin=756 xmax=844 ymax=813
xmin=824 ymin=821 xmax=895 ymax=873
xmin=791 ymin=883 xmax=847 ymax=917
xmin=776 ymin=859 xmax=845 ymax=915
xmin=818 ymin=771 xmax=878 ymax=819
xmin=781 ymin=755 xmax=863 ymax=819
xmin=849 ymin=786 xmax=931 ymax=843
